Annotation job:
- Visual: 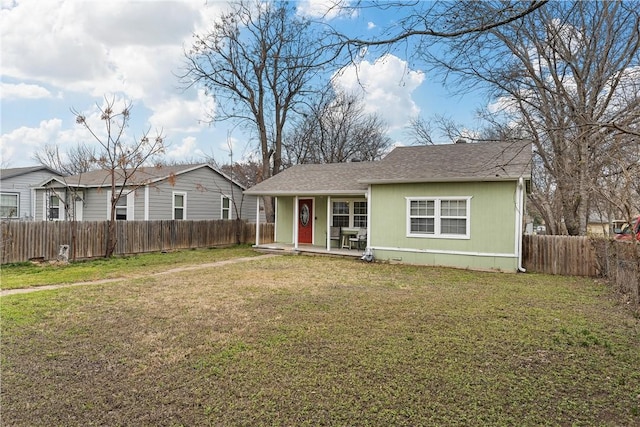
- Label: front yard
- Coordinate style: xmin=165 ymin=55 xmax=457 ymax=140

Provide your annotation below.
xmin=1 ymin=251 xmax=639 ymax=426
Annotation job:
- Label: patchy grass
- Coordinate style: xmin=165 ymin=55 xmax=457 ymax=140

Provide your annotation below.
xmin=2 ymin=254 xmax=639 ymax=426
xmin=0 ymin=245 xmax=259 ymax=290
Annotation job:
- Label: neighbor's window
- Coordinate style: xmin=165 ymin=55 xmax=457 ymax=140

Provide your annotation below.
xmin=48 ymin=194 xmax=62 ymax=220
xmin=222 ymin=196 xmax=231 ymax=219
xmin=407 ymin=197 xmax=470 ymax=238
xmin=107 ymin=190 xmax=133 ymax=220
xmin=115 ymin=196 xmax=127 ymax=220
xmin=0 ymin=193 xmax=19 ymax=218
xmin=173 ymin=192 xmax=186 ymax=220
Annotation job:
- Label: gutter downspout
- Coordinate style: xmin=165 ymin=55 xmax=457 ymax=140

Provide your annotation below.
xmin=326 ymin=196 xmax=331 ymax=252
xmin=516 ymin=177 xmax=526 ymax=273
xmin=293 ymin=196 xmax=299 ymax=251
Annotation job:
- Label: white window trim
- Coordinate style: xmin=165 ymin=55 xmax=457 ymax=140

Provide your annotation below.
xmin=107 ymin=190 xmax=135 ymax=221
xmin=1 ymin=193 xmax=19 ymax=219
xmin=172 ymin=191 xmax=187 ymax=220
xmin=331 ymin=198 xmax=368 ymax=228
xmin=406 ymin=196 xmax=471 ymax=239
xmin=221 ymin=195 xmax=232 ymax=220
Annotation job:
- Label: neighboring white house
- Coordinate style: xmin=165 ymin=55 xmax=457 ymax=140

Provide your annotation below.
xmin=0 ymin=166 xmax=64 ymax=220
xmin=34 ymin=164 xmax=260 ymax=222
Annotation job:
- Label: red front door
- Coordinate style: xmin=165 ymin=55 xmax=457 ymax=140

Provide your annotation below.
xmin=298 ymin=199 xmax=313 ymax=244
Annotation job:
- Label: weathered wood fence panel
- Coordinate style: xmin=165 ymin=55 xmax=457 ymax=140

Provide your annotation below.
xmin=522 ymin=235 xmax=598 ymax=276
xmin=0 ymin=220 xmax=274 ymax=264
xmin=591 ymin=239 xmax=640 ymax=309
xmin=523 ymin=235 xmax=639 ymax=311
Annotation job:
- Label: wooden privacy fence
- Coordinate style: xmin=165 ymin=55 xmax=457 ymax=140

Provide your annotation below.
xmin=591 ymin=238 xmax=640 ymax=309
xmin=523 ymin=235 xmax=639 ymax=310
xmin=0 ymin=220 xmax=274 ymax=264
xmin=522 ymin=235 xmax=598 ymax=276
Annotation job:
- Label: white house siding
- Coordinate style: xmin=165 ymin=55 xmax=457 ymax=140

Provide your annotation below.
xmin=1 ymin=170 xmax=63 ymax=220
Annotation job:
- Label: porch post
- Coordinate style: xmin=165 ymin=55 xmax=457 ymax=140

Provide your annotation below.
xmin=366 ymin=186 xmax=372 ymax=248
xmin=255 ymin=197 xmax=261 ymax=247
xmin=293 ymin=196 xmax=299 ymax=250
xmin=326 ymin=195 xmax=332 ymax=252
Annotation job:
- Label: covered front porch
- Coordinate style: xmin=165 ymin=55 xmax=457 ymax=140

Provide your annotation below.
xmin=252 ymin=242 xmax=366 ymax=259
xmin=252 ymin=194 xmax=370 ymax=254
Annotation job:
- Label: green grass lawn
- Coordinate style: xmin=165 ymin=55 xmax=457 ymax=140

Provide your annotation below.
xmin=1 ymin=253 xmax=639 ymax=426
xmin=0 ymin=245 xmax=260 ymax=290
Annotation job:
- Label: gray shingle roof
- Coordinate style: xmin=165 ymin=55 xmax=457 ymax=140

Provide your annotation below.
xmin=0 ymin=166 xmax=63 ymax=180
xmin=245 ymin=141 xmax=532 ymax=196
xmin=363 ymin=140 xmax=532 ymax=184
xmin=244 ymin=162 xmax=377 ymax=195
xmin=39 ymin=164 xmax=246 ymax=190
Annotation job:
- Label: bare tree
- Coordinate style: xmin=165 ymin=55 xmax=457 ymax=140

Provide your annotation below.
xmin=405 ymin=116 xmax=434 ymax=146
xmin=33 ymin=143 xmax=99 ymax=261
xmin=180 ymin=0 xmax=330 ymax=221
xmin=33 ymin=144 xmax=97 ymax=176
xmin=593 ymin=132 xmax=640 ymax=228
xmin=332 ymin=1 xmax=548 ymax=63
xmin=283 ymin=88 xmax=391 ymax=165
xmin=73 ymin=97 xmax=165 ymax=257
xmin=420 ymin=1 xmax=640 ymax=235
xmin=218 ymin=161 xmax=262 ymax=190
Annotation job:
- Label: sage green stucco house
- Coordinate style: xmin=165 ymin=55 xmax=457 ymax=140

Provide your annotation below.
xmin=246 ymin=141 xmax=532 ymax=272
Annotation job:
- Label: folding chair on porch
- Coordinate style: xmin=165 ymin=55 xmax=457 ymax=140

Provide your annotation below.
xmin=349 ymin=228 xmax=367 ymax=250
xmin=329 ymin=226 xmax=341 ymax=248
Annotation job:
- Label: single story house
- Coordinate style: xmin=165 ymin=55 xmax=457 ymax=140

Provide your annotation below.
xmin=34 ymin=164 xmax=259 ymax=222
xmin=1 ymin=166 xmax=64 ymax=220
xmin=245 ymin=141 xmax=532 ymax=272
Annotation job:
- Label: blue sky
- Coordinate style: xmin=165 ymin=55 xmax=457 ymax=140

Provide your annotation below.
xmin=1 ymin=0 xmax=486 ymax=169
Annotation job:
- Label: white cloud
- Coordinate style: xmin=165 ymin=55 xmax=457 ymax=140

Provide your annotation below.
xmin=296 ymin=0 xmax=354 ymax=19
xmin=165 ymin=136 xmax=205 ymax=161
xmin=0 ymin=0 xmax=223 ymax=104
xmin=367 ymin=21 xmax=376 ymax=30
xmin=332 ymin=54 xmax=425 ymax=130
xmin=0 ymin=119 xmax=63 ymax=166
xmin=487 ymin=96 xmax=519 ymax=115
xmin=148 ymin=89 xmax=215 ymax=133
xmin=0 ymin=0 xmax=233 ymax=167
xmin=0 ymin=83 xmax=53 ymax=100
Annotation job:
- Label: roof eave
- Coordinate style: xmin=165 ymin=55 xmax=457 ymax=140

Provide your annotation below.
xmin=360 ymin=175 xmax=531 ymax=185
xmin=244 ymin=189 xmax=368 ymax=197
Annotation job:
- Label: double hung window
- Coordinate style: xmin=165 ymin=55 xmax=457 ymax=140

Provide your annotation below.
xmin=107 ymin=190 xmax=134 ymax=221
xmin=115 ymin=197 xmax=128 ymax=220
xmin=332 ymin=201 xmax=350 ymax=227
xmin=44 ymin=192 xmax=65 ymax=221
xmin=407 ymin=197 xmax=470 ymax=238
xmin=353 ymin=201 xmax=368 ymax=228
xmin=0 ymin=193 xmax=18 ymax=218
xmin=173 ymin=192 xmax=186 ymax=220
xmin=221 ymin=196 xmax=231 ymax=220
xmin=331 ymin=199 xmax=367 ymax=228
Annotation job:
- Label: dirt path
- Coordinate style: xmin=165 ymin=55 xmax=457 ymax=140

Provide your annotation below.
xmin=1 ymin=254 xmax=280 ymax=297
